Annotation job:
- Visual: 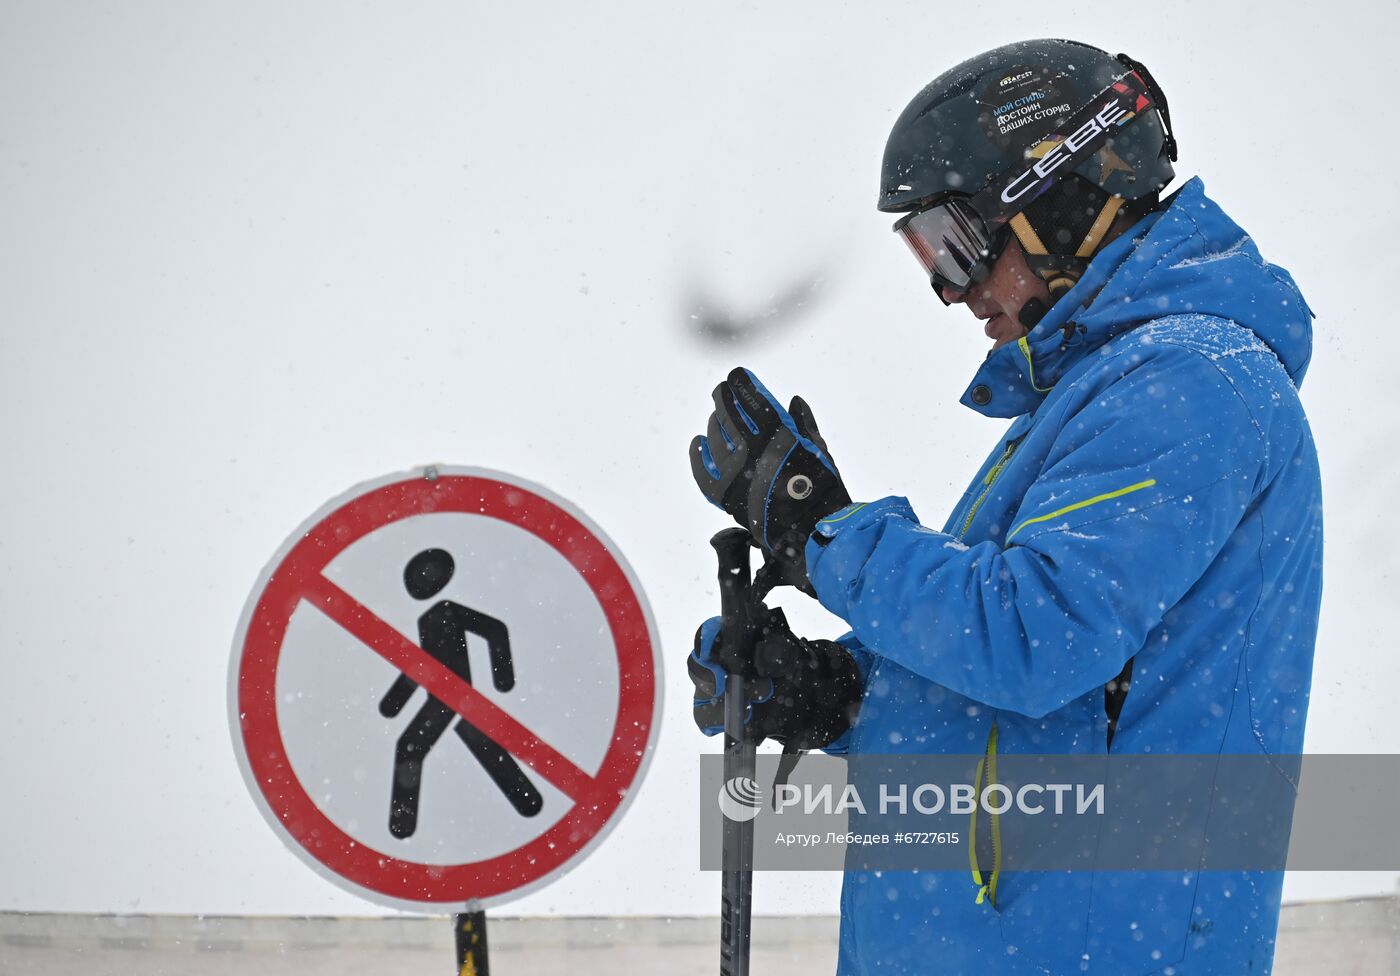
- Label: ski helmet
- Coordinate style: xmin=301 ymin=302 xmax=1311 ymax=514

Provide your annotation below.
xmin=881 ymin=39 xmax=1177 ymax=313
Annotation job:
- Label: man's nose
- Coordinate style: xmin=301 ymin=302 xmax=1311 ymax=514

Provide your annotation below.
xmin=939 ymin=284 xmax=965 ymax=305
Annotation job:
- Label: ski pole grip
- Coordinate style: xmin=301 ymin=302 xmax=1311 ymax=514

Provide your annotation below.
xmin=711 ymin=528 xmax=755 ymax=676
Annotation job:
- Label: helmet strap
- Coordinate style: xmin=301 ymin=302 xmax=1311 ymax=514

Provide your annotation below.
xmin=1075 ymin=195 xmax=1126 ymax=259
xmin=1009 ymin=189 xmax=1128 ymax=309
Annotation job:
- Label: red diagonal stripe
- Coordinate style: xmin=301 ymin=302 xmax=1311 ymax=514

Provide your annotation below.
xmin=301 ymin=574 xmax=595 ymax=801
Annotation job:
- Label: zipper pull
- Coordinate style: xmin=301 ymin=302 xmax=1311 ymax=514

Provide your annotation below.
xmin=975 ymin=884 xmax=990 ymax=905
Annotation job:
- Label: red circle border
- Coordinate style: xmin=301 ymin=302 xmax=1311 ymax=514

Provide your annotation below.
xmin=236 ymin=473 xmax=657 ymax=903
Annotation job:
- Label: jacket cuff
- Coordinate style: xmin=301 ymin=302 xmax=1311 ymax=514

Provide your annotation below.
xmin=806 ymin=497 xmax=919 ymax=619
xmin=819 ymin=632 xmax=875 ymax=757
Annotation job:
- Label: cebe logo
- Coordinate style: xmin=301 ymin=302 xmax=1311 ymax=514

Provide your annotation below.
xmin=1000 ymin=70 xmax=1035 ymax=87
xmin=1000 ymin=98 xmax=1129 ymax=205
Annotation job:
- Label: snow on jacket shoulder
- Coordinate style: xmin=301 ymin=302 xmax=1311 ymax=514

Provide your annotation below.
xmin=810 ymin=178 xmax=1323 ymax=976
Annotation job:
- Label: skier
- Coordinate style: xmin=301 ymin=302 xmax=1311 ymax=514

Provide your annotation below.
xmin=688 ymin=38 xmax=1322 ymax=975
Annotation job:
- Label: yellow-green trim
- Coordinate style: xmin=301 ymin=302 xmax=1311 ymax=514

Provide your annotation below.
xmin=818 ymin=502 xmax=869 ymax=527
xmin=969 ymin=722 xmax=1002 ymax=907
xmin=1006 ymin=478 xmax=1158 ymax=543
xmin=958 ymin=443 xmax=1018 ymax=540
xmin=1016 ymin=336 xmax=1055 ymax=394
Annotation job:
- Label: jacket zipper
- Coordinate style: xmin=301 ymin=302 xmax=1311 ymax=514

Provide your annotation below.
xmin=959 ymin=437 xmax=1017 ymax=904
xmin=968 ymin=722 xmax=1002 ymax=907
xmin=959 ymin=442 xmax=1018 ymax=540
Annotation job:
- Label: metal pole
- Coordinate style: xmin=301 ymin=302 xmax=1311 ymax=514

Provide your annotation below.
xmin=712 ymin=528 xmax=758 ymax=976
xmin=454 ymin=905 xmax=489 ymax=976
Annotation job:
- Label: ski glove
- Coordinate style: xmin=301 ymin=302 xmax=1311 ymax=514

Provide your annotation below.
xmin=688 ymin=608 xmax=863 ymax=750
xmin=690 ymin=367 xmax=852 ymax=594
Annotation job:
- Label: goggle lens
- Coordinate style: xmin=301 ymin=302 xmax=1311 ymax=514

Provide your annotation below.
xmin=894 ymin=199 xmax=996 ymax=295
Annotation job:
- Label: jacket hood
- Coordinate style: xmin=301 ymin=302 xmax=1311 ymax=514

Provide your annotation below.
xmin=960 ymin=177 xmax=1315 ymax=418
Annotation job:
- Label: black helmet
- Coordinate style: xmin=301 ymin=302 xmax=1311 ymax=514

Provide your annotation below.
xmin=881 ymin=39 xmax=1177 ymax=306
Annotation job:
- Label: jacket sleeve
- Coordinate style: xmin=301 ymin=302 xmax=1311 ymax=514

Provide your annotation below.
xmin=805 ymin=344 xmax=1266 ymax=718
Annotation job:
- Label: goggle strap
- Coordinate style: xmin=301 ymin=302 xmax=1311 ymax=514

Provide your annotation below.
xmin=968 ymin=69 xmax=1154 ymax=228
xmin=1116 ymin=53 xmax=1177 ymax=162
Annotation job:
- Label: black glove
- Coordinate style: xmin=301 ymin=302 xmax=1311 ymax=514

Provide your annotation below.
xmin=688 ymin=607 xmax=863 ymax=750
xmin=690 ymin=367 xmax=852 ymax=594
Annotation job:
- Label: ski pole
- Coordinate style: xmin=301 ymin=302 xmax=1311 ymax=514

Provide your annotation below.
xmin=712 ymin=527 xmax=758 ymax=976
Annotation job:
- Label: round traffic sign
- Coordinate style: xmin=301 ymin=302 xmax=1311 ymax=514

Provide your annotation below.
xmin=228 ymin=467 xmax=661 ymax=910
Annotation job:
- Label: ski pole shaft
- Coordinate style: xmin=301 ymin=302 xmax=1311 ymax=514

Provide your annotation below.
xmin=711 ymin=528 xmax=757 ymax=976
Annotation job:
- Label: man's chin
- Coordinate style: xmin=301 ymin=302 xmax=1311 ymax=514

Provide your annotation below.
xmin=981 ymin=312 xmax=1026 ymax=352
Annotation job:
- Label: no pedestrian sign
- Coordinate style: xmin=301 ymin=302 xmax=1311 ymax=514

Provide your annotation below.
xmin=228 ymin=467 xmax=661 ymax=910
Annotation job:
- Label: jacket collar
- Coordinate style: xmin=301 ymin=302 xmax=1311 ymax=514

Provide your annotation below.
xmin=958 ymin=197 xmax=1168 ymax=418
xmin=957 ymin=177 xmax=1314 ymax=418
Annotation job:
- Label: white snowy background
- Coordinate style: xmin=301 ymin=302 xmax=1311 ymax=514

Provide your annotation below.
xmin=2 ymin=0 xmax=1396 ymax=917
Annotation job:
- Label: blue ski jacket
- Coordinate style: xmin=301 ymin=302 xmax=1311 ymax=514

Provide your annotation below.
xmin=806 ymin=178 xmax=1323 ymax=975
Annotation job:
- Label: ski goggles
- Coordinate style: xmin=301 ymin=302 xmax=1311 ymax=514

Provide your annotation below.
xmin=893 ymin=198 xmax=1011 ymax=304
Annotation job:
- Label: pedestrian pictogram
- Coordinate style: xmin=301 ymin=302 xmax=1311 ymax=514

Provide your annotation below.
xmin=228 ymin=467 xmax=661 ymax=910
xmin=384 ymin=547 xmax=542 ymax=837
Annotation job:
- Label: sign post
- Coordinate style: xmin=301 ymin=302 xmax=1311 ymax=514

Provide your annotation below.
xmin=229 ymin=466 xmax=662 ymax=969
xmin=455 ymin=904 xmax=489 ymax=976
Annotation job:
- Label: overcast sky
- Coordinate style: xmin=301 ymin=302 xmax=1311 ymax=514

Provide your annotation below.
xmin=3 ymin=0 xmax=1398 ymax=918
